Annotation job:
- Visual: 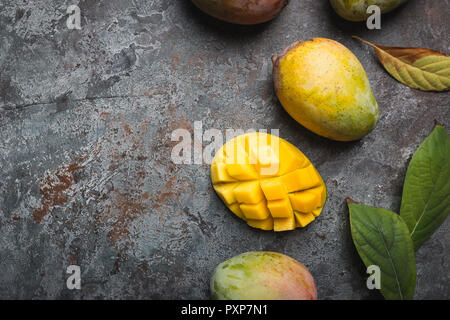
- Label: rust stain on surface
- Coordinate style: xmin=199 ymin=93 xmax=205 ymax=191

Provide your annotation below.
xmin=101 ymin=189 xmax=146 ymax=244
xmin=151 ymin=176 xmax=177 ymax=209
xmin=91 ymin=117 xmax=151 ymax=248
xmin=171 ymin=53 xmax=180 ymax=70
xmin=31 ymin=112 xmax=188 ymax=249
xmin=68 ymin=254 xmax=78 ymax=265
xmin=33 ymin=162 xmax=84 ymax=224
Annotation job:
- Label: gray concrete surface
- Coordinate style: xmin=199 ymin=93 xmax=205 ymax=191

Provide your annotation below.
xmin=0 ymin=0 xmax=449 ymax=300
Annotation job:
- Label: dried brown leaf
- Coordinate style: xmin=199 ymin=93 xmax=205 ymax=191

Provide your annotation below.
xmin=354 ymin=36 xmax=450 ymax=92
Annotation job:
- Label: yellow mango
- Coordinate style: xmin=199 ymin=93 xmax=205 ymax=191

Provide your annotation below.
xmin=273 ymin=38 xmax=380 ymax=141
xmin=211 ymin=133 xmax=327 ymax=231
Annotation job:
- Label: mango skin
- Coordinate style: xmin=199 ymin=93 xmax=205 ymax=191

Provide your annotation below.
xmin=191 ymin=0 xmax=289 ymax=25
xmin=273 ymin=38 xmax=380 ymax=142
xmin=211 ymin=251 xmax=317 ymax=300
xmin=330 ymin=0 xmax=408 ymax=22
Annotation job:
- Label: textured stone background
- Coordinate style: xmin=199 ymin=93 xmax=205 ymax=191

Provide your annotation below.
xmin=0 ymin=0 xmax=449 ymax=300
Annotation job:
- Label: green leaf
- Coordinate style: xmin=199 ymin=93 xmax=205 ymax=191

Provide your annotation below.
xmin=348 ymin=201 xmax=416 ymax=300
xmin=400 ymin=124 xmax=450 ymax=250
xmin=353 ymin=36 xmax=450 ymax=92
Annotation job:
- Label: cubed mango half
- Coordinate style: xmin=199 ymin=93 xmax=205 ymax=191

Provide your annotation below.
xmin=211 ymin=133 xmax=326 ymax=231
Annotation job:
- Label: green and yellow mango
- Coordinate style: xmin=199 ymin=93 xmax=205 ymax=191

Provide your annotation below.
xmin=211 ymin=252 xmax=317 ymax=300
xmin=273 ymin=38 xmax=380 ymax=141
xmin=330 ymin=0 xmax=408 ymax=22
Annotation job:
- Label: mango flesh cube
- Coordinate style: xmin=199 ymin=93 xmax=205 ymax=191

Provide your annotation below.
xmin=289 ymin=185 xmax=326 ymax=213
xmin=274 ymin=214 xmax=296 ymax=232
xmin=224 ymin=138 xmax=247 ymax=165
xmin=289 ymin=191 xmax=320 ymax=213
xmin=226 ymin=163 xmax=259 ymax=180
xmin=295 ymin=212 xmax=316 ymax=228
xmin=309 ymin=185 xmax=327 ymax=206
xmin=246 ymin=138 xmax=277 ymax=164
xmin=284 ymin=140 xmax=309 ymax=165
xmin=267 ymin=198 xmax=293 ymax=218
xmin=211 ymin=162 xmax=236 ymax=184
xmin=233 ymin=181 xmax=264 ymax=204
xmin=255 ymin=146 xmax=281 ymax=176
xmin=247 ymin=216 xmax=274 ymax=231
xmin=276 ymin=141 xmax=306 ymax=176
xmin=260 ymin=178 xmax=287 ymax=200
xmin=211 ymin=133 xmax=326 ymax=232
xmin=212 ymin=147 xmax=227 ymax=164
xmin=312 ymin=207 xmax=323 ymax=217
xmin=244 ymin=133 xmax=262 ymax=161
xmin=214 ymin=183 xmax=238 ymax=206
xmin=240 ymin=201 xmax=270 ymax=220
xmin=229 ymin=203 xmax=245 ymax=220
xmin=247 ymin=136 xmax=281 ymax=177
xmin=257 ymin=145 xmax=278 ymax=166
xmin=281 ymin=165 xmax=321 ymax=193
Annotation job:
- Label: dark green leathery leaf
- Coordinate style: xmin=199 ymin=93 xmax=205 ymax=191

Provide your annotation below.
xmin=400 ymin=124 xmax=450 ymax=250
xmin=348 ymin=201 xmax=416 ymax=300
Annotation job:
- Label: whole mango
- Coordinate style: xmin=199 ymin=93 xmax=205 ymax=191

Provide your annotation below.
xmin=330 ymin=0 xmax=408 ymax=22
xmin=273 ymin=38 xmax=380 ymax=141
xmin=211 ymin=252 xmax=317 ymax=300
xmin=191 ymin=0 xmax=289 ymax=25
